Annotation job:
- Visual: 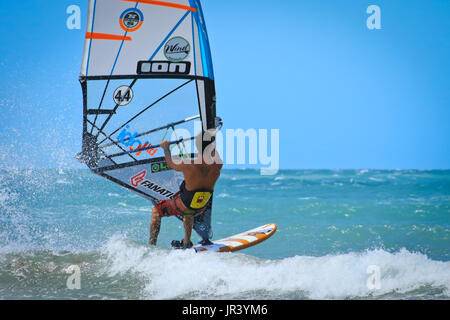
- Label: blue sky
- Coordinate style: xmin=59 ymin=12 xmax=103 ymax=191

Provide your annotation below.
xmin=0 ymin=0 xmax=449 ymax=169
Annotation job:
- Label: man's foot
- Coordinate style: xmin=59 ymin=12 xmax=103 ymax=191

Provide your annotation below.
xmin=171 ymin=239 xmax=193 ymax=250
xmin=198 ymin=239 xmax=213 ymax=246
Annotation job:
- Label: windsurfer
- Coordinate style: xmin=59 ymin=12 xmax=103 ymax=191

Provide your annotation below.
xmin=149 ymin=131 xmax=223 ymax=249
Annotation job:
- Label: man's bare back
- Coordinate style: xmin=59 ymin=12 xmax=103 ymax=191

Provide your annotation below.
xmin=181 ymin=160 xmax=222 ymax=191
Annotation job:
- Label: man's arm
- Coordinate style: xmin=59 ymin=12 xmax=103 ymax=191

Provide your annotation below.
xmin=160 ymin=141 xmax=185 ymax=172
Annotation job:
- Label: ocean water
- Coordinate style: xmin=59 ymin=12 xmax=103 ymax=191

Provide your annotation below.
xmin=0 ymin=168 xmax=449 ymax=300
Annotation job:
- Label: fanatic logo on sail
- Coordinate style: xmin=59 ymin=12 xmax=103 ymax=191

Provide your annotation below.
xmin=130 ymin=170 xmax=175 ymax=198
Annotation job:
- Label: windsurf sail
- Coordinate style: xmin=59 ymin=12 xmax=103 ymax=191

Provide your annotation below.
xmin=77 ymin=0 xmax=217 ymax=240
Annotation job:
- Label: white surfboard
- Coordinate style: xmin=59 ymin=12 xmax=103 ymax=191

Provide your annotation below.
xmin=193 ymin=223 xmax=277 ymax=253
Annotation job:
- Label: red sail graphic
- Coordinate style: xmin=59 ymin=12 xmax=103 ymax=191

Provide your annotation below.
xmin=131 ymin=170 xmax=147 ymax=187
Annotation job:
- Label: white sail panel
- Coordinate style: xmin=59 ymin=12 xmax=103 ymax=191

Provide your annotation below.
xmin=80 ymin=0 xmax=210 ymax=78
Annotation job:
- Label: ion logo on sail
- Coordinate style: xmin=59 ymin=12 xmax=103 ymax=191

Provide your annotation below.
xmin=137 ymin=61 xmax=191 ymax=75
xmin=119 ymin=8 xmax=144 ymax=32
xmin=164 ymin=37 xmax=190 ymax=62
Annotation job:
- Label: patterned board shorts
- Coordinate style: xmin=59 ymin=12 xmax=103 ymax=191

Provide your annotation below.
xmin=155 ymin=192 xmax=207 ymax=217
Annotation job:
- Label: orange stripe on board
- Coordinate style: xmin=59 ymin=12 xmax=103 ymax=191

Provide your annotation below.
xmin=243 ymin=234 xmax=267 ymax=240
xmin=86 ymin=32 xmax=132 ymax=41
xmin=121 ymin=0 xmax=197 ymax=12
xmin=226 ymin=224 xmax=278 ymax=253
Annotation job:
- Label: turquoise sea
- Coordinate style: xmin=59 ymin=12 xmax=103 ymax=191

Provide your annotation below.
xmin=0 ymin=169 xmax=449 ymax=299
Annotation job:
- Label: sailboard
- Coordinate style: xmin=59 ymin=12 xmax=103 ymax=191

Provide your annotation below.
xmin=193 ymin=224 xmax=278 ymax=253
xmin=76 ymin=0 xmax=218 ymax=240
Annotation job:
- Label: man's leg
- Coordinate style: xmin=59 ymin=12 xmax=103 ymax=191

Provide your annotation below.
xmin=183 ymin=215 xmax=194 ymax=245
xmin=149 ymin=207 xmax=161 ymax=245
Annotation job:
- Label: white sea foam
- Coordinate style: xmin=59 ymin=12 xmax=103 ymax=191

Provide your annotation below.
xmin=56 ymin=179 xmax=72 ymax=185
xmin=107 ymin=193 xmax=121 ymax=198
xmin=102 ymin=237 xmax=450 ymax=300
xmin=298 ymin=197 xmax=317 ymax=201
